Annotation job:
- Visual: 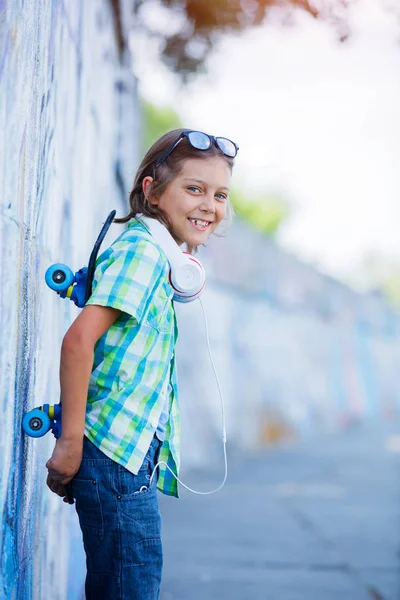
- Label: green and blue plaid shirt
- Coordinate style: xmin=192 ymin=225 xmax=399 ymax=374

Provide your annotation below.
xmin=85 ymin=219 xmax=180 ymax=497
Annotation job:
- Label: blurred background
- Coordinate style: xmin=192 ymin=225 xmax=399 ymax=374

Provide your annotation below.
xmin=1 ymin=1 xmax=400 ymax=599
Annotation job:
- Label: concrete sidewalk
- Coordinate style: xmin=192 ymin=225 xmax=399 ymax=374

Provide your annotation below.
xmin=160 ymin=420 xmax=400 ymax=600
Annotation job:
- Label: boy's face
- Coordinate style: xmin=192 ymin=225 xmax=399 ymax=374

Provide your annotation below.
xmin=151 ymin=156 xmax=231 ymax=247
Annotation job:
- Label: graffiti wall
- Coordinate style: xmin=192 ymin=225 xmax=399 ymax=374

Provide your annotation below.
xmin=176 ymin=218 xmax=400 ymax=469
xmin=0 ymin=1 xmax=138 ymax=598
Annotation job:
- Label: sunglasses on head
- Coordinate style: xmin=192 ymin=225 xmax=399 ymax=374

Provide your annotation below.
xmin=153 ymin=130 xmax=239 ymax=177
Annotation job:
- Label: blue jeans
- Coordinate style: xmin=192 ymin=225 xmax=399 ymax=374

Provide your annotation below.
xmin=71 ymin=435 xmax=163 ymax=600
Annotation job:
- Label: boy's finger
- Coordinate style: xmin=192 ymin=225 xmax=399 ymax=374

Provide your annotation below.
xmin=46 ymin=476 xmax=64 ymax=497
xmin=46 ymin=474 xmax=56 ymax=490
xmin=64 ymin=482 xmax=75 ymax=504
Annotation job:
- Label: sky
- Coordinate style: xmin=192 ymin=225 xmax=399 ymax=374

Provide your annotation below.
xmin=131 ymin=0 xmax=400 ymax=289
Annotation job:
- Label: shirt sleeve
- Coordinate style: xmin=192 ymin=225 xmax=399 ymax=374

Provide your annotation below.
xmin=85 ymin=236 xmax=166 ymax=323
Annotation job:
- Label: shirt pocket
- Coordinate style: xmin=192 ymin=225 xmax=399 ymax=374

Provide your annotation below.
xmin=146 ymin=284 xmax=171 ymax=333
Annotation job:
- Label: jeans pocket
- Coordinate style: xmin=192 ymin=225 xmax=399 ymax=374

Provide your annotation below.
xmin=116 ymin=461 xmax=152 ymax=499
xmin=116 ymin=437 xmax=160 ymax=499
xmin=72 ymin=477 xmax=104 ymax=554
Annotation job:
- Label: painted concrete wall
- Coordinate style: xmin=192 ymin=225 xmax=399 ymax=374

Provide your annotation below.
xmin=0 ymin=1 xmax=138 ymax=598
xmin=177 ymin=219 xmax=400 ymax=469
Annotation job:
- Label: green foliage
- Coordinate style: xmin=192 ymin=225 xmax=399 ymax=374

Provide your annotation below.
xmin=354 ymin=252 xmax=400 ymax=310
xmin=230 ymin=188 xmax=290 ymax=236
xmin=383 ymin=277 xmax=400 ymax=309
xmin=141 ymin=100 xmax=183 ymax=153
xmin=371 ymin=269 xmax=400 ymax=310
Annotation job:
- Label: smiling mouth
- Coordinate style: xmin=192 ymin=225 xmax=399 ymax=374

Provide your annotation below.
xmin=188 ymin=218 xmax=212 ymax=231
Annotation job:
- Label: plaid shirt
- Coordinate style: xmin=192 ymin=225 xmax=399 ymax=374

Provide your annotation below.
xmin=85 ymin=220 xmax=180 ymax=497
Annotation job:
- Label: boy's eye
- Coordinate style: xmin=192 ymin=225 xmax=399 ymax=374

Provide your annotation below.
xmin=187 ymin=186 xmax=201 ymax=193
xmin=216 ymin=193 xmax=227 ymax=201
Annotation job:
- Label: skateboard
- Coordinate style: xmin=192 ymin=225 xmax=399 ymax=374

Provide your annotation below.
xmin=22 ymin=211 xmax=116 ymax=502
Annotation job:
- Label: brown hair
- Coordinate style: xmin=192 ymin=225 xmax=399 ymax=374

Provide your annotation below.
xmin=114 ymin=128 xmax=235 ymax=250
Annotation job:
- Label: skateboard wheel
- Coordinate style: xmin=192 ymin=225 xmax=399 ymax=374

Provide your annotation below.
xmin=22 ymin=408 xmax=51 ymax=437
xmin=45 ymin=264 xmax=74 ymax=291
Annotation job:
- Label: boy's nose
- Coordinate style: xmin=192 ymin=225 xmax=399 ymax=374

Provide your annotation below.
xmin=200 ymin=193 xmax=216 ymax=213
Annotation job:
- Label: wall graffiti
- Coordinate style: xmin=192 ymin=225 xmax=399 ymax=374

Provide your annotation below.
xmin=0 ymin=1 xmax=138 ymax=598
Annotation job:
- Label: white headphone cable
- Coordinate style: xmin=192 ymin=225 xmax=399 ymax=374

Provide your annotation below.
xmin=149 ymin=296 xmax=228 ymax=494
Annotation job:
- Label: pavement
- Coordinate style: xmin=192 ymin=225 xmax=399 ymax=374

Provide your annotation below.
xmin=159 ymin=420 xmax=400 ymax=600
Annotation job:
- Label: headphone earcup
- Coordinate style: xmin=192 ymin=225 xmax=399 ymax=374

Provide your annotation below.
xmin=173 ymin=288 xmax=204 ymax=303
xmin=170 ymin=254 xmax=205 ymax=303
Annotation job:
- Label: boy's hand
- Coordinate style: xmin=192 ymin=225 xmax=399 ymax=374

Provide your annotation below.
xmin=46 ymin=437 xmax=83 ymax=498
xmin=46 ymin=477 xmax=75 ymax=504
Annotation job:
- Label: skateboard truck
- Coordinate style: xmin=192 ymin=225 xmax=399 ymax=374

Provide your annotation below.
xmin=45 ymin=264 xmax=88 ymax=308
xmin=22 ymin=403 xmax=62 ymax=438
xmin=44 ymin=210 xmax=116 ymax=308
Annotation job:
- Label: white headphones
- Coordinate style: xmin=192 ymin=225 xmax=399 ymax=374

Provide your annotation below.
xmin=136 ymin=214 xmax=206 ymax=303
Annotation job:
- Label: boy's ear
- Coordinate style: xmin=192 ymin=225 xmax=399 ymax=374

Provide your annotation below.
xmin=142 ymin=176 xmax=158 ymax=205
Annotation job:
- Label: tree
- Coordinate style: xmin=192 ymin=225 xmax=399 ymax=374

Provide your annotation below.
xmin=130 ymin=0 xmax=350 ymax=78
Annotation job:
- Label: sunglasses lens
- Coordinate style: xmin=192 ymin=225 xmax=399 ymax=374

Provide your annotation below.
xmin=216 ymin=137 xmax=237 ymax=157
xmin=187 ymin=131 xmax=211 ymax=150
